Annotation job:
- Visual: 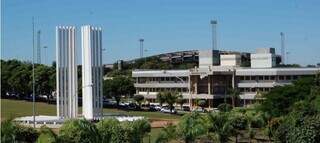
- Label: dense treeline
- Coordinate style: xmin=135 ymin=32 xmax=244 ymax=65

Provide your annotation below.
xmin=1 ymin=59 xmax=56 ymax=101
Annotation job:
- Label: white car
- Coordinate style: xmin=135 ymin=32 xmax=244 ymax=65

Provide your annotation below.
xmin=160 ymin=107 xmax=177 ymax=114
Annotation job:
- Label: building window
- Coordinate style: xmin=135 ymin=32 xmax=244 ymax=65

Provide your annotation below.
xmin=240 ymin=76 xmax=245 ymax=80
xmin=251 ymin=88 xmax=256 ymax=92
xmin=251 ymin=76 xmax=256 ymax=80
xmin=286 ymin=76 xmax=292 ymax=80
xmin=259 ymin=76 xmax=264 ymax=80
xmin=293 ymin=75 xmax=298 ymax=80
xmin=279 ymin=76 xmax=285 ymax=80
xmin=264 ymin=76 xmax=270 ymax=80
xmin=245 ymin=76 xmax=250 ymax=80
xmin=270 ymin=76 xmax=275 ymax=80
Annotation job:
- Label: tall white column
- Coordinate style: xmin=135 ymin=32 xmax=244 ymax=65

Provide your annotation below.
xmin=56 ymin=26 xmax=78 ymax=118
xmin=81 ymin=25 xmax=103 ymax=120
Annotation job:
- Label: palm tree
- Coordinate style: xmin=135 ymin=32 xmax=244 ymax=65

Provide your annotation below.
xmin=245 ymin=111 xmax=265 ymax=143
xmin=177 ymin=112 xmax=207 ymax=143
xmin=162 ymin=91 xmax=181 ymax=112
xmin=156 ymin=92 xmax=166 ymax=106
xmin=204 ymin=112 xmax=234 ymax=143
xmin=133 ymin=94 xmax=144 ymax=109
xmin=176 ymin=96 xmax=186 ymax=110
xmin=155 ymin=124 xmax=177 ymax=143
xmin=228 ymin=88 xmax=240 ymax=107
xmin=59 ymin=119 xmax=101 ymax=143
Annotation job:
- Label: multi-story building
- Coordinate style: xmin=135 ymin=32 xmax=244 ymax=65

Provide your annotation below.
xmin=132 ymin=48 xmax=320 ymax=108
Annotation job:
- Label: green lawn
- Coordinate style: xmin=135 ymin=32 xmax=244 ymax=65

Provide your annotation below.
xmin=1 ymin=99 xmax=181 ymax=121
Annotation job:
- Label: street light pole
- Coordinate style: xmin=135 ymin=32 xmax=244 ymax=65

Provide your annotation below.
xmin=32 ymin=17 xmax=36 ymax=128
xmin=210 ymin=20 xmax=217 ymax=51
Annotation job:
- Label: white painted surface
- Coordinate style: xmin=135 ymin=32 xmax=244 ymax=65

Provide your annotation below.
xmin=56 ymin=26 xmax=78 ymax=118
xmin=220 ymin=54 xmax=241 ymax=66
xmin=250 ymin=53 xmax=276 ymax=68
xmin=81 ymin=25 xmax=103 ymax=120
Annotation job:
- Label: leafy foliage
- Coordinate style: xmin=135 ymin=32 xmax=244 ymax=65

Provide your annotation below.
xmin=217 ymin=103 xmax=233 ymax=112
xmin=103 ymin=76 xmax=135 ymax=105
xmin=177 ymin=112 xmax=207 ymax=143
xmin=0 ymin=119 xmax=39 ymax=143
xmin=59 ymin=119 xmax=101 ymax=143
xmin=133 ymin=95 xmax=145 ymax=108
xmin=36 ymin=126 xmax=58 ymax=143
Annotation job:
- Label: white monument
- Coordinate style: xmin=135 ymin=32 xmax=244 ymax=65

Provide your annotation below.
xmin=81 ymin=25 xmax=103 ymax=120
xmin=56 ymin=26 xmax=78 ymax=118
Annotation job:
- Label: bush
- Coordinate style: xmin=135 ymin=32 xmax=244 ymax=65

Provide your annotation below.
xmin=97 ymin=118 xmax=151 ymax=143
xmin=97 ymin=118 xmax=127 ymax=143
xmin=36 ymin=126 xmax=58 ymax=143
xmin=1 ymin=119 xmax=39 ymax=143
xmin=59 ymin=119 xmax=100 ymax=143
xmin=218 ymin=103 xmax=233 ymax=112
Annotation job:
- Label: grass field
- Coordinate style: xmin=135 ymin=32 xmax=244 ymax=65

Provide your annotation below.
xmin=1 ymin=99 xmax=181 ymax=121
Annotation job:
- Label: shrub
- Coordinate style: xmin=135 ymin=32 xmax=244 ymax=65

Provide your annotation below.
xmin=36 ymin=126 xmax=58 ymax=143
xmin=59 ymin=119 xmax=100 ymax=143
xmin=218 ymin=103 xmax=233 ymax=112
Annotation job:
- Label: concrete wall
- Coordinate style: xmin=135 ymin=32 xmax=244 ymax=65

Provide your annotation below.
xmin=56 ymin=26 xmax=78 ymax=118
xmin=220 ymin=54 xmax=241 ymax=66
xmin=251 ymin=53 xmax=276 ymax=68
xmin=81 ymin=25 xmax=103 ymax=120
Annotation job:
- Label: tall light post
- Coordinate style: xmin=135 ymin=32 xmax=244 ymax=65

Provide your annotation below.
xmin=210 ymin=20 xmax=218 ymax=51
xmin=43 ymin=46 xmax=47 ymax=65
xmin=139 ymin=38 xmax=144 ymax=58
xmin=32 ymin=17 xmax=36 ymax=128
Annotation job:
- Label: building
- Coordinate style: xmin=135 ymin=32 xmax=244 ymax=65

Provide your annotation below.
xmin=132 ymin=48 xmax=320 ymax=108
xmin=81 ymin=25 xmax=103 ymax=120
xmin=56 ymin=26 xmax=78 ymax=118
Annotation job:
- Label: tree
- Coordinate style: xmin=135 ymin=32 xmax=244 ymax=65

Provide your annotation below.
xmin=162 ymin=91 xmax=181 ymax=112
xmin=217 ymin=103 xmax=233 ymax=112
xmin=59 ymin=119 xmax=101 ymax=143
xmin=259 ymin=77 xmax=314 ymax=117
xmin=133 ymin=95 xmax=144 ymax=109
xmin=128 ymin=119 xmax=151 ymax=143
xmin=227 ymin=88 xmax=240 ymax=107
xmin=176 ymin=96 xmax=186 ymax=110
xmin=156 ymin=92 xmax=166 ymax=106
xmin=244 ymin=111 xmax=265 ymax=143
xmin=104 ymin=76 xmax=135 ymax=107
xmin=197 ymin=99 xmax=207 ymax=111
xmin=155 ymin=124 xmax=177 ymax=143
xmin=228 ymin=112 xmax=247 ymax=143
xmin=1 ymin=119 xmax=17 ymax=143
xmin=36 ymin=126 xmax=58 ymax=143
xmin=204 ymin=112 xmax=234 ymax=143
xmin=97 ymin=119 xmax=126 ymax=143
xmin=8 ymin=64 xmax=32 ymax=99
xmin=1 ymin=119 xmax=39 ymax=143
xmin=177 ymin=112 xmax=207 ymax=143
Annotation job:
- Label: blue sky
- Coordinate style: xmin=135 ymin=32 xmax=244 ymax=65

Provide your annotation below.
xmin=2 ymin=0 xmax=320 ymax=65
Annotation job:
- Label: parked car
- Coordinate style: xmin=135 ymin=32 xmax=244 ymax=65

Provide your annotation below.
xmin=182 ymin=106 xmax=190 ymax=111
xmin=160 ymin=107 xmax=177 ymax=114
xmin=192 ymin=107 xmax=207 ymax=113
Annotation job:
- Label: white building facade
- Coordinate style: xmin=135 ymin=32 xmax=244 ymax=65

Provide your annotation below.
xmin=133 ymin=48 xmax=320 ymax=108
xmin=56 ymin=26 xmax=78 ymax=118
xmin=81 ymin=25 xmax=103 ymax=120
